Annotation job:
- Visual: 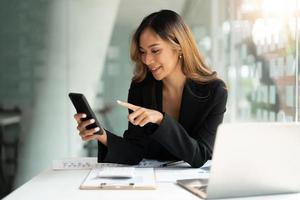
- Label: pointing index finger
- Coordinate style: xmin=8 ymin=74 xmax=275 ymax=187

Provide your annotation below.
xmin=117 ymin=100 xmax=140 ymax=111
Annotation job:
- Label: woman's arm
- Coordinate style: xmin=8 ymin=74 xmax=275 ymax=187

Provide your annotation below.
xmin=97 ymin=81 xmax=147 ymax=165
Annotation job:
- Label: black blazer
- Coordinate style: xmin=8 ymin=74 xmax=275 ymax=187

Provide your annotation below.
xmin=98 ymin=74 xmax=228 ymax=168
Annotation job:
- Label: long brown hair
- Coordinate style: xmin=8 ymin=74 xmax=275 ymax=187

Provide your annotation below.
xmin=130 ymin=9 xmax=217 ymax=83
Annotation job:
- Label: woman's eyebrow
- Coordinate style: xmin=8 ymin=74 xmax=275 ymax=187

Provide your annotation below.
xmin=139 ymin=43 xmax=160 ymax=50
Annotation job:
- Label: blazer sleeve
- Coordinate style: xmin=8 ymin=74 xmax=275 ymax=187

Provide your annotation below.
xmin=97 ymin=82 xmax=147 ymax=165
xmin=150 ymin=84 xmax=228 ymax=168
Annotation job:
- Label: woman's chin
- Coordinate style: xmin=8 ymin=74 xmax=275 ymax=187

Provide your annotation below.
xmin=152 ymin=74 xmax=164 ymax=80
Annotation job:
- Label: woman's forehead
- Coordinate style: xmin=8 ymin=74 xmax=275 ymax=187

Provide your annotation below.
xmin=139 ymin=28 xmax=164 ymax=49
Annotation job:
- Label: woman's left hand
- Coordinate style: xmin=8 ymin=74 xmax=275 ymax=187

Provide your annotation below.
xmin=117 ymin=100 xmax=163 ymax=127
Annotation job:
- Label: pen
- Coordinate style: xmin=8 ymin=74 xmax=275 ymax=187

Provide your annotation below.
xmin=162 ymin=160 xmax=184 ymax=167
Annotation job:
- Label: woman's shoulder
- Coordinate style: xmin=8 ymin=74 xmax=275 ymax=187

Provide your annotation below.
xmin=207 ymin=79 xmax=227 ymax=93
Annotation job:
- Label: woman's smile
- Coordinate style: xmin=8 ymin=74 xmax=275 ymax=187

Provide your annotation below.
xmin=149 ymin=66 xmax=162 ymax=74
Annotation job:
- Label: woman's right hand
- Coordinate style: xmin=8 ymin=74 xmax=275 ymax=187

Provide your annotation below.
xmin=74 ymin=113 xmax=107 ymax=145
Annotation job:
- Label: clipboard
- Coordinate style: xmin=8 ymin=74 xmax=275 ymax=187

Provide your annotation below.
xmin=80 ymin=167 xmax=156 ymax=190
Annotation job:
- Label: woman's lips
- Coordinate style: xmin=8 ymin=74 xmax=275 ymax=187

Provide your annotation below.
xmin=150 ymin=66 xmax=162 ymax=73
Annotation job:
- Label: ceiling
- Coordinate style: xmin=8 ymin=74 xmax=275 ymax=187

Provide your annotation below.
xmin=115 ymin=0 xmax=187 ymax=28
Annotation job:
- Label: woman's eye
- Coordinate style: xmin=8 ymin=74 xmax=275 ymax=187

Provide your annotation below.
xmin=152 ymin=49 xmax=160 ymax=54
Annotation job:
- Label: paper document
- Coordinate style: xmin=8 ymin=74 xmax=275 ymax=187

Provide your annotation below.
xmin=155 ymin=160 xmax=211 ymax=183
xmin=97 ymin=167 xmax=135 ymax=178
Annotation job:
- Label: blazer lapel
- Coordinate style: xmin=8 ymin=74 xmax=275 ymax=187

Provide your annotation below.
xmin=149 ymin=78 xmax=211 ymax=130
xmin=141 ymin=78 xmax=162 ymax=111
xmin=179 ymin=80 xmax=211 ymax=130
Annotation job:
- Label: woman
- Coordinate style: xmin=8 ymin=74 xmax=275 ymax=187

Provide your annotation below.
xmin=74 ymin=10 xmax=227 ymax=168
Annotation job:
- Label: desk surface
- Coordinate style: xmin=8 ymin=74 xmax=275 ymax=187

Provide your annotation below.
xmin=4 ymin=168 xmax=300 ymax=200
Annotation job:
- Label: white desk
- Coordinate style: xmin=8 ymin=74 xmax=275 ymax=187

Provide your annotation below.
xmin=4 ymin=167 xmax=300 ymax=200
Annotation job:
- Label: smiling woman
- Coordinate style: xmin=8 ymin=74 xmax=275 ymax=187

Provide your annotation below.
xmin=73 ymin=9 xmax=228 ymax=168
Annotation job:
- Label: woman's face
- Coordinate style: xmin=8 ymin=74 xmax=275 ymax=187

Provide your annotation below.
xmin=139 ymin=28 xmax=182 ymax=80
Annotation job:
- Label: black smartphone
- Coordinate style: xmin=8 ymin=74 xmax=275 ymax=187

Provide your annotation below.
xmin=68 ymin=93 xmax=103 ymax=135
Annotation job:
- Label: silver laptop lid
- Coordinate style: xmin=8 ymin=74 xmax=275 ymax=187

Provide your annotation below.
xmin=207 ymin=123 xmax=300 ymax=199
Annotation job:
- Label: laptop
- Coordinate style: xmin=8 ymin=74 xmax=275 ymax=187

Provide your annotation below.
xmin=177 ymin=122 xmax=300 ymax=199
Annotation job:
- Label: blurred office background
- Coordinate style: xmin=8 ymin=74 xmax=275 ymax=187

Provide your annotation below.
xmin=0 ymin=0 xmax=299 ymax=197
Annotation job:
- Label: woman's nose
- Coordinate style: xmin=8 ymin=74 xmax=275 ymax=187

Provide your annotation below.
xmin=143 ymin=53 xmax=154 ymax=65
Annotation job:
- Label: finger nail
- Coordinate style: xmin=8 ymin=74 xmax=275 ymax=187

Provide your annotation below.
xmin=90 ymin=119 xmax=95 ymax=123
xmin=117 ymin=100 xmax=121 ymax=104
xmin=82 ymin=114 xmax=87 ymax=118
xmin=95 ymin=127 xmax=100 ymax=131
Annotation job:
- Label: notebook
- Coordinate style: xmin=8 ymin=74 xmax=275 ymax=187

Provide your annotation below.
xmin=177 ymin=122 xmax=300 ymax=199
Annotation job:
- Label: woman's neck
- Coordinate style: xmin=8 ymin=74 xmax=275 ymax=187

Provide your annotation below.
xmin=162 ymin=69 xmax=186 ymax=93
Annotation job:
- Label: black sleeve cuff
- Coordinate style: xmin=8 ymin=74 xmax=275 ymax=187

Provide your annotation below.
xmin=97 ymin=129 xmax=112 ymax=162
